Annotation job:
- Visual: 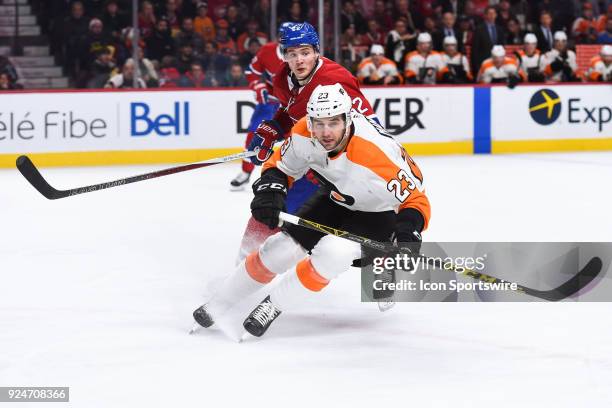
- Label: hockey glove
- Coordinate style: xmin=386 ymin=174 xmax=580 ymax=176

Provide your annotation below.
xmin=253 ymin=82 xmax=270 ymax=104
xmin=507 ymin=74 xmax=520 ymax=89
xmin=395 ymin=207 xmax=424 ymax=255
xmin=250 ymin=168 xmax=288 ymax=229
xmin=370 ymin=209 xmax=424 ymax=301
xmin=550 ymin=58 xmax=564 ymax=72
xmin=247 ymin=109 xmax=294 ymax=165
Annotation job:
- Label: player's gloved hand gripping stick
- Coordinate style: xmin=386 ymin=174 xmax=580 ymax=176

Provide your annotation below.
xmin=247 ymin=108 xmax=294 ymax=165
xmin=277 ymin=212 xmax=603 ymax=302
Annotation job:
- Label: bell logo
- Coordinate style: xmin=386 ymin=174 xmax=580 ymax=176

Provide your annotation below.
xmin=529 ymin=89 xmax=561 ymax=125
xmin=130 ymin=101 xmax=190 ymax=136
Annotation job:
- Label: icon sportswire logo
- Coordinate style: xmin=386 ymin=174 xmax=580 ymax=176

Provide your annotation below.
xmin=529 ymin=89 xmax=562 ymax=125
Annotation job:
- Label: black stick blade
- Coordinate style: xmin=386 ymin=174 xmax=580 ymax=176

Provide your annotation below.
xmin=522 ymin=256 xmax=604 ymax=301
xmin=16 ymin=155 xmax=65 ymax=200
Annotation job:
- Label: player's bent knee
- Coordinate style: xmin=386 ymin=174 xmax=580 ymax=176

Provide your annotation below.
xmin=310 ymin=235 xmax=361 ymax=281
xmin=258 ymin=231 xmax=307 ymax=275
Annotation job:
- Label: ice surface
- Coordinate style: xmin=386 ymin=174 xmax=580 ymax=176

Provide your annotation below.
xmin=2 ymin=152 xmax=612 ymax=407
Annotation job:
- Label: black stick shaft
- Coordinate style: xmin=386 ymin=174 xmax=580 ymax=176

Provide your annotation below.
xmin=16 ymin=151 xmax=256 ymax=200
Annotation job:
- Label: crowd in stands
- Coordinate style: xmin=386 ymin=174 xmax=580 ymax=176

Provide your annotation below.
xmin=3 ymin=0 xmax=611 ymax=90
xmin=0 ymin=56 xmax=23 ymax=90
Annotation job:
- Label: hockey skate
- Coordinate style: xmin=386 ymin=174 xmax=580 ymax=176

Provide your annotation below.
xmin=189 ymin=304 xmax=215 ymax=334
xmin=243 ymin=296 xmax=282 ymax=337
xmin=230 ymin=170 xmax=252 ymax=191
xmin=374 ymin=268 xmax=396 ymax=312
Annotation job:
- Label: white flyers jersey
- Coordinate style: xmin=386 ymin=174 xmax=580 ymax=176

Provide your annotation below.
xmin=262 ymin=112 xmax=431 ymax=227
xmin=403 ymin=51 xmax=445 ymax=84
xmin=477 ymin=57 xmax=520 ymax=83
xmin=441 ymin=52 xmax=470 ymax=72
xmin=543 ymin=49 xmax=578 ymax=81
xmin=516 ymin=50 xmax=544 ymax=71
xmin=587 ymin=56 xmax=612 ymax=82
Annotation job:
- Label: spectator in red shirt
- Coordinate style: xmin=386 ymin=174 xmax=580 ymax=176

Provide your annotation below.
xmin=138 ymin=1 xmax=157 ymax=38
xmin=361 ymin=19 xmax=385 ymax=47
xmin=178 ymin=62 xmax=207 ymax=87
xmin=158 ymin=55 xmax=181 ymax=87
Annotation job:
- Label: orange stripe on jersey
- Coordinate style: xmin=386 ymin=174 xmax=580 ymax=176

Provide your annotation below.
xmin=291 ymin=116 xmax=310 ymax=137
xmin=296 ymin=258 xmax=329 ymax=292
xmin=262 ymin=117 xmax=310 ymax=184
xmin=404 ymin=51 xmax=419 ymax=61
xmin=245 ymin=251 xmax=276 ymax=283
xmin=590 ymin=56 xmax=602 ymax=68
xmin=357 ymin=57 xmax=373 ymax=71
xmin=261 ymin=147 xmax=295 ymax=187
xmin=345 ymin=135 xmax=431 ymax=229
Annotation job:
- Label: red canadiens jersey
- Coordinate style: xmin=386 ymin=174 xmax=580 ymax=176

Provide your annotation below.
xmin=245 ymin=42 xmax=284 ymax=88
xmin=272 ymin=57 xmax=376 ymax=124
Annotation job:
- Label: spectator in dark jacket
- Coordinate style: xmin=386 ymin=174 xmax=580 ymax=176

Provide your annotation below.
xmin=239 ymin=38 xmax=262 ymax=70
xmin=62 ymin=1 xmax=90 ymax=75
xmin=341 ymin=1 xmax=367 ymax=34
xmin=471 ymin=6 xmax=506 ymax=75
xmin=79 ymin=18 xmax=112 ymax=73
xmin=534 ymin=11 xmax=555 ymax=52
xmin=175 ymin=17 xmax=205 ymax=54
xmin=0 ymin=72 xmax=23 ymax=90
xmin=87 ymin=47 xmax=115 ymax=88
xmin=223 ymin=62 xmax=248 ymax=87
xmin=146 ymin=18 xmax=175 ymax=62
xmin=0 ymin=55 xmax=18 ymax=84
xmin=101 ymin=0 xmax=128 ymax=41
xmin=201 ymin=41 xmax=230 ymax=86
xmin=435 ymin=11 xmax=464 ymax=51
xmin=505 ymin=18 xmax=524 ymax=45
xmin=176 ymin=43 xmax=196 ymax=74
xmin=385 ymin=18 xmax=417 ymax=66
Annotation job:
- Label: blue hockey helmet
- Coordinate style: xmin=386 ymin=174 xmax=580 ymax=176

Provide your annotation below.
xmin=279 ymin=22 xmax=320 ymax=53
xmin=277 ymin=22 xmax=295 ymax=39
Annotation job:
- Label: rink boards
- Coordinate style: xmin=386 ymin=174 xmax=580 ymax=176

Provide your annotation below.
xmin=0 ymin=84 xmax=610 ymax=167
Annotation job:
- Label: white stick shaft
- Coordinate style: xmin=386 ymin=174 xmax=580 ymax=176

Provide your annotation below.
xmin=278 ymin=211 xmax=300 ymax=226
xmin=198 ymin=150 xmax=256 ymax=165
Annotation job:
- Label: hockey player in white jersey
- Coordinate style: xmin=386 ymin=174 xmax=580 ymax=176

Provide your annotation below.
xmin=477 ymin=45 xmax=525 ymax=88
xmin=439 ymin=36 xmax=473 ymax=83
xmin=514 ymin=33 xmax=545 ymax=83
xmin=192 ymin=84 xmax=431 ymax=338
xmin=587 ymin=45 xmax=612 ymax=82
xmin=542 ymin=31 xmax=580 ymax=82
xmin=404 ymin=32 xmax=445 ymax=84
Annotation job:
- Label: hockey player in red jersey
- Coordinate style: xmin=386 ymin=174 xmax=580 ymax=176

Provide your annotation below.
xmin=192 ymin=84 xmax=429 ymax=338
xmin=229 ymin=24 xmax=290 ymax=191
xmin=235 ymin=22 xmax=378 ymax=262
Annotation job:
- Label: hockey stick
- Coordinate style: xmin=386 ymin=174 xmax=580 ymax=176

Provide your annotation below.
xmin=278 ymin=212 xmax=603 ymax=302
xmin=16 ymin=151 xmax=256 ymax=200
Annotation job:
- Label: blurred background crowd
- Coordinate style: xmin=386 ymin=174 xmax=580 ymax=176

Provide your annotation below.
xmin=0 ymin=0 xmax=611 ymax=90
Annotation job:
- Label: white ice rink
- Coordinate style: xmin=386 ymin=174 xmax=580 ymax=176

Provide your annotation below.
xmin=2 ymin=152 xmax=612 ymax=407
